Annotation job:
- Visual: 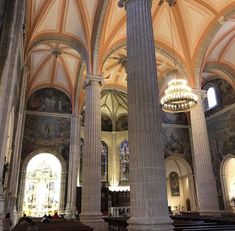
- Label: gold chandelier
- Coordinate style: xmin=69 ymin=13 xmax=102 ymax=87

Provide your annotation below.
xmin=160 ymin=70 xmax=197 ymax=113
xmin=160 ymin=0 xmax=197 ymax=113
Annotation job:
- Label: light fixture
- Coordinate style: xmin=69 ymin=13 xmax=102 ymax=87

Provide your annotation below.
xmin=160 ymin=0 xmax=197 ymax=113
xmin=160 ymin=70 xmax=197 ymax=113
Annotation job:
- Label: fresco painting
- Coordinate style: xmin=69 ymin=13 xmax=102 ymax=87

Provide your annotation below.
xmin=116 ymin=115 xmax=128 ymax=131
xmin=207 ymin=107 xmax=235 ymax=209
xmin=22 ymin=115 xmax=70 ymax=161
xmin=162 ymin=126 xmax=192 ymax=167
xmin=161 ymin=111 xmax=188 ymax=125
xmin=27 ymin=88 xmax=72 ymax=113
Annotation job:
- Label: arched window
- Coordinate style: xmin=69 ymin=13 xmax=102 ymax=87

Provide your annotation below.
xmin=101 ymin=141 xmax=108 ymax=182
xmin=169 ymin=172 xmax=180 ymax=196
xmin=207 ymin=87 xmax=217 ymax=109
xmin=120 ymin=140 xmax=129 ymax=182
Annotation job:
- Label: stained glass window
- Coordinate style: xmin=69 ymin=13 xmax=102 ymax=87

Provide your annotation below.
xmin=120 ymin=140 xmax=129 ymax=182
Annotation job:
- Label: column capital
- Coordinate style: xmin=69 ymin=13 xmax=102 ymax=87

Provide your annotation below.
xmin=83 ymin=75 xmax=103 ymax=89
xmin=192 ymin=89 xmax=207 ymax=99
xmin=118 ymin=0 xmax=152 ymax=8
xmin=118 ymin=0 xmax=127 ymax=8
xmin=71 ymin=112 xmax=79 ymax=118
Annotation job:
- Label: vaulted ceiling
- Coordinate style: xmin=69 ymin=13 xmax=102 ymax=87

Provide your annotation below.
xmin=25 ymin=0 xmax=235 ymax=112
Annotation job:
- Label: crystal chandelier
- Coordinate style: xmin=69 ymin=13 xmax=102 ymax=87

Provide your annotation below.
xmin=160 ymin=70 xmax=197 ymax=113
xmin=160 ymin=0 xmax=197 ymax=113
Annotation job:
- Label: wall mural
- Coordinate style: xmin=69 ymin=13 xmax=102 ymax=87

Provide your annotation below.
xmin=101 ymin=116 xmax=113 ymax=131
xmin=101 ymin=141 xmax=108 ymax=182
xmin=120 ymin=140 xmax=129 ymax=182
xmin=116 ymin=115 xmax=128 ymax=131
xmin=207 ymin=107 xmax=235 ymax=209
xmin=169 ymin=172 xmax=180 ymax=196
xmin=162 ymin=126 xmax=192 ymax=167
xmin=204 ymin=79 xmax=235 ymax=117
xmin=161 ymin=111 xmax=188 ymax=125
xmin=27 ymin=88 xmax=72 ymax=113
xmin=22 ymin=115 xmax=70 ymax=161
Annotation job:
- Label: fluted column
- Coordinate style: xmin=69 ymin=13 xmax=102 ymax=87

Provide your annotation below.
xmin=65 ymin=113 xmax=80 ymax=218
xmin=7 ymin=66 xmax=28 ymax=223
xmin=111 ymin=132 xmax=118 ymax=187
xmin=79 ymin=76 xmax=107 ymax=231
xmin=190 ymin=90 xmax=219 ymax=214
xmin=119 ymin=0 xmax=173 ymax=230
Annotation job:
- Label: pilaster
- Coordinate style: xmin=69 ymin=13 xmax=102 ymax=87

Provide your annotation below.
xmin=6 ymin=66 xmax=28 ymax=223
xmin=65 ymin=113 xmax=80 ymax=219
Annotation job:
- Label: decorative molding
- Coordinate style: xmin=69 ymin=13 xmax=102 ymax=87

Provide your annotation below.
xmin=26 ymin=110 xmax=71 ymax=118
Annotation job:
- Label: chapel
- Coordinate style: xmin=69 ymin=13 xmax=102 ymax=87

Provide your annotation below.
xmin=1 ymin=0 xmax=235 ymax=231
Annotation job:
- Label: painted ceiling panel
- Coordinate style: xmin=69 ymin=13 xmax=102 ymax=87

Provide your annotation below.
xmin=83 ymin=0 xmax=98 ymax=25
xmin=55 ymin=60 xmax=70 ymax=89
xmin=26 ymin=0 xmax=235 ymax=109
xmin=33 ymin=59 xmax=52 ymax=84
xmin=153 ymin=5 xmax=184 ymax=58
xmin=201 ymin=0 xmax=231 ymax=12
xmin=34 ymin=0 xmax=45 ymax=11
xmin=31 ymin=52 xmax=49 ymax=72
xmin=62 ymin=54 xmax=78 ymax=86
xmin=222 ymin=40 xmax=235 ymax=67
xmin=64 ymin=0 xmax=86 ymax=44
xmin=207 ymin=32 xmax=235 ymax=61
xmin=178 ymin=0 xmax=214 ymax=56
xmin=35 ymin=0 xmax=60 ymax=32
xmin=210 ymin=20 xmax=235 ymax=44
xmin=104 ymin=2 xmax=125 ymax=43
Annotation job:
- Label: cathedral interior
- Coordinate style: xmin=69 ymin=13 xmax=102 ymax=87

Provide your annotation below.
xmin=1 ymin=0 xmax=235 ymax=230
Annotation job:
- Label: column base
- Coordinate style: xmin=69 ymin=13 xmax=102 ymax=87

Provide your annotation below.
xmin=79 ymin=213 xmax=108 ymax=231
xmin=0 ymin=195 xmax=5 ymax=231
xmin=128 ymin=216 xmax=173 ymax=231
xmin=199 ymin=209 xmax=221 ymax=217
xmin=13 ymin=206 xmax=21 ymax=225
xmin=65 ymin=205 xmax=77 ymax=219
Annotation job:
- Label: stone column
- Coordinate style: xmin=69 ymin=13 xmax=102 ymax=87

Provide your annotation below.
xmin=79 ymin=76 xmax=107 ymax=231
xmin=65 ymin=113 xmax=80 ymax=218
xmin=190 ymin=90 xmax=219 ymax=214
xmin=7 ymin=66 xmax=28 ymax=222
xmin=0 ymin=3 xmax=25 ymax=227
xmin=188 ymin=175 xmax=197 ymax=212
xmin=119 ymin=0 xmax=173 ymax=230
xmin=111 ymin=132 xmax=118 ymax=187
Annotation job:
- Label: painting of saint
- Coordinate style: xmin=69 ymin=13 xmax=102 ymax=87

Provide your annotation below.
xmin=169 ymin=172 xmax=180 ymax=196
